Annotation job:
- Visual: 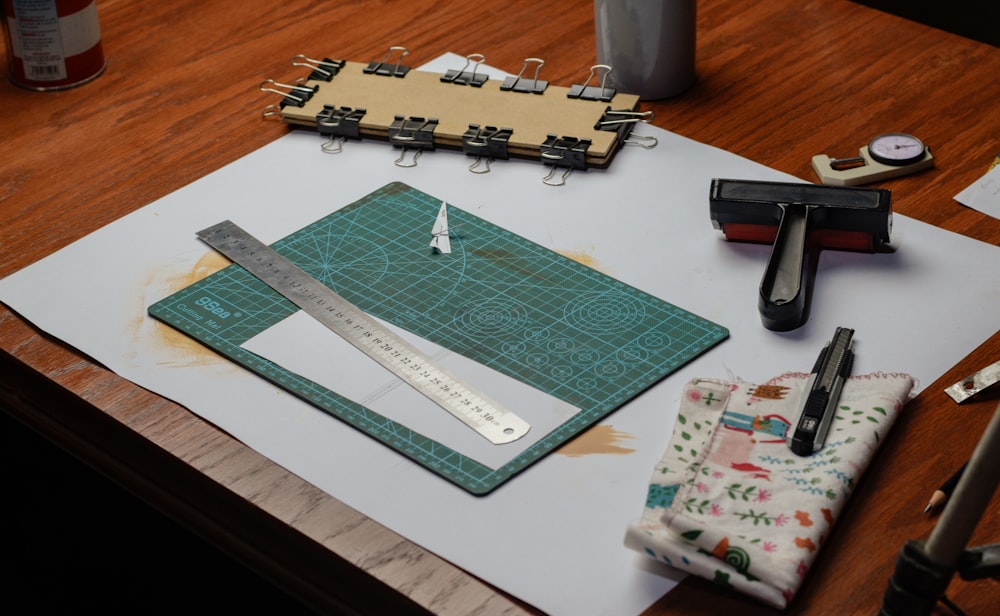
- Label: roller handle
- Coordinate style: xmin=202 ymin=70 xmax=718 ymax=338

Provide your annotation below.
xmin=758 ymin=203 xmax=811 ymax=331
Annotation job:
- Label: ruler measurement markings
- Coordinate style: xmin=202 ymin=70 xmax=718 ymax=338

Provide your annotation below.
xmin=222 ymin=315 xmax=497 ymax=486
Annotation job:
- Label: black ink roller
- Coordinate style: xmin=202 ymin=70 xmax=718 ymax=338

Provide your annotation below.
xmin=710 ymin=179 xmax=892 ymax=331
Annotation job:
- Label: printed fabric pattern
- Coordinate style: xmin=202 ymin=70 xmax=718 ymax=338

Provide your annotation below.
xmin=624 ymin=372 xmax=914 ymax=608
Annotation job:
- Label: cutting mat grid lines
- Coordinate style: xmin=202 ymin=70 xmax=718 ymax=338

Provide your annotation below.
xmin=149 ymin=182 xmax=727 ymax=493
xmin=152 ymin=285 xmax=496 ymax=489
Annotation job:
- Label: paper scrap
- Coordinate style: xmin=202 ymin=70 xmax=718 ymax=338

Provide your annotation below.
xmin=429 ymin=201 xmax=451 ymax=253
xmin=954 ymin=161 xmax=1000 ymax=219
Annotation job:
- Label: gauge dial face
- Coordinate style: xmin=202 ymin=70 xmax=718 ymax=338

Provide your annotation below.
xmin=868 ymin=133 xmax=926 ymax=166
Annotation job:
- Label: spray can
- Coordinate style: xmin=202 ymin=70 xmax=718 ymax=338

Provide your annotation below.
xmin=1 ymin=0 xmax=105 ymax=90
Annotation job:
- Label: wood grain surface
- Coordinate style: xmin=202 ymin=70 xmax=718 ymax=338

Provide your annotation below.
xmin=2 ymin=1 xmax=998 ymax=614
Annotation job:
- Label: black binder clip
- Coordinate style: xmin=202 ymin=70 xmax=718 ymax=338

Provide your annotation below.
xmin=567 ymin=65 xmax=616 ymax=102
xmin=596 ymin=107 xmax=658 ymax=149
xmin=316 ymin=105 xmax=366 ymax=153
xmin=291 ymin=55 xmax=344 ymax=82
xmin=441 ymin=53 xmax=489 ymax=87
xmin=500 ymin=58 xmax=548 ymax=94
xmin=258 ymin=79 xmax=318 ymax=108
xmin=462 ymin=124 xmax=513 ymax=173
xmin=540 ymin=134 xmax=591 ymax=186
xmin=389 ymin=116 xmax=438 ymax=167
xmin=364 ymin=46 xmax=411 ymax=77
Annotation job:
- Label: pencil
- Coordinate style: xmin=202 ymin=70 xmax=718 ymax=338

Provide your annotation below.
xmin=924 ymin=462 xmax=968 ymax=513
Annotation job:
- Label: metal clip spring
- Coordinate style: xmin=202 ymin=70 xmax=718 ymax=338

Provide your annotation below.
xmin=568 ymin=64 xmax=616 ymax=101
xmin=542 ymin=166 xmax=574 ymax=187
xmin=365 ymin=46 xmax=410 ymax=77
xmin=501 ymin=57 xmax=547 ymax=94
xmin=258 ymin=78 xmax=315 ymax=107
xmin=291 ymin=54 xmax=343 ymax=80
xmin=441 ymin=53 xmax=488 ymax=87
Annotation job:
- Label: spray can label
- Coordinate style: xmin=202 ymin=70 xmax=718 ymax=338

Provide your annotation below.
xmin=2 ymin=0 xmax=105 ymax=90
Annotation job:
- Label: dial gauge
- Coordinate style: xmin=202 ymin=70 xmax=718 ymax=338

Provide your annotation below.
xmin=868 ymin=133 xmax=927 ymax=166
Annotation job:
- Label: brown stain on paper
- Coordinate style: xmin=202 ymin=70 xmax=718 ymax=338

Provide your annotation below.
xmin=557 ymin=424 xmax=635 ymax=458
xmin=129 ymin=251 xmax=230 ymax=367
xmin=556 ymin=248 xmax=610 ymax=274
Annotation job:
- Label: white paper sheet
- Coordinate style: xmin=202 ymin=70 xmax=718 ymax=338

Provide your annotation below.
xmin=955 ymin=162 xmax=1000 ymax=219
xmin=2 ymin=55 xmax=999 ymax=615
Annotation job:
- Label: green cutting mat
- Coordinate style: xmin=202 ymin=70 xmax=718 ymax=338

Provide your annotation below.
xmin=148 ymin=182 xmax=728 ymax=494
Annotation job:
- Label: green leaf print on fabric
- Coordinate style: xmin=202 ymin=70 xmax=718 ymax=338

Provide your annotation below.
xmin=734 ymin=509 xmax=781 ymax=526
xmin=725 ymin=483 xmax=758 ymax=501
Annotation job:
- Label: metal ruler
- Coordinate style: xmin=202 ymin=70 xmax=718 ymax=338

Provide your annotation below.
xmin=197 ymin=220 xmax=530 ymax=445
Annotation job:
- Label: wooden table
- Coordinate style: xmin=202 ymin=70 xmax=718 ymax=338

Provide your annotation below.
xmin=2 ymin=1 xmax=998 ymax=613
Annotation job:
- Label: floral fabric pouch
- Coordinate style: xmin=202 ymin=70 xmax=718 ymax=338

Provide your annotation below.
xmin=624 ymin=372 xmax=914 ymax=608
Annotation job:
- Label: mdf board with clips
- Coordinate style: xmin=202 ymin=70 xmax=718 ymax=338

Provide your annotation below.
xmin=261 ymin=50 xmax=645 ymax=177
